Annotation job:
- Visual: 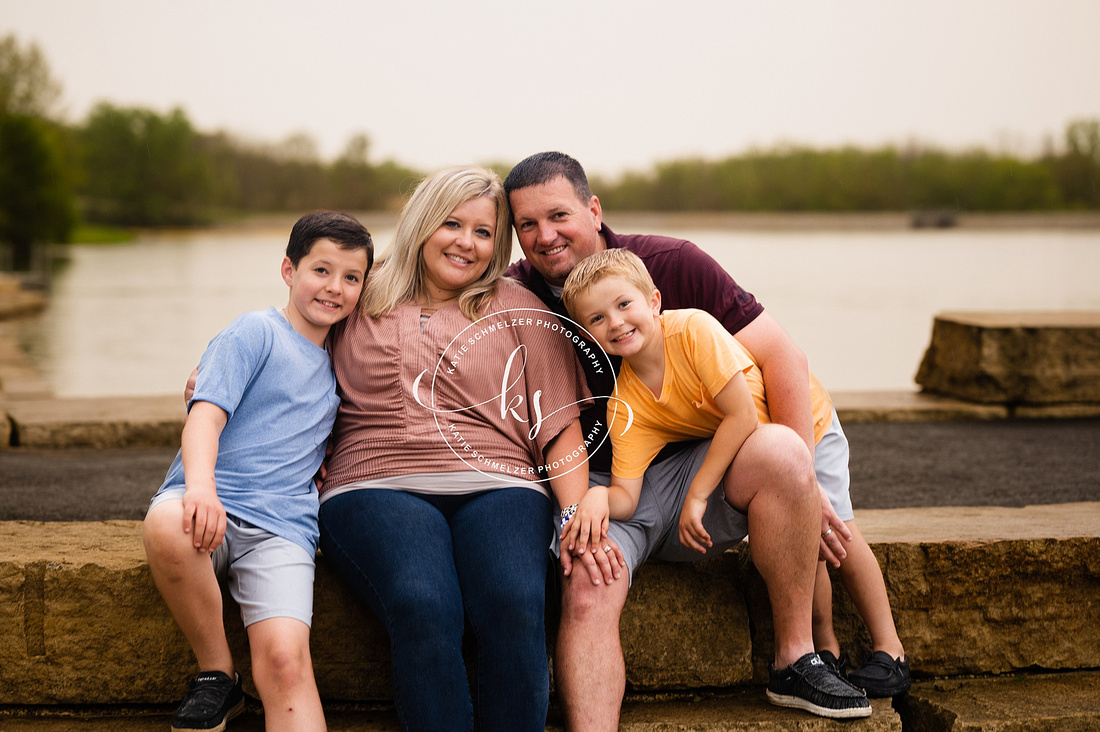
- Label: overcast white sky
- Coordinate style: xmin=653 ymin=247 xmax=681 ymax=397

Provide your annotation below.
xmin=4 ymin=0 xmax=1100 ymax=176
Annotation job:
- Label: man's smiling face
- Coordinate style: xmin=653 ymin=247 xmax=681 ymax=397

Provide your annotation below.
xmin=509 ymin=176 xmax=605 ymax=287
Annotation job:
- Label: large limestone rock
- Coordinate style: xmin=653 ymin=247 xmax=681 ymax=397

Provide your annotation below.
xmin=915 ymin=311 xmax=1100 ymax=405
xmin=0 ymin=521 xmax=754 ymax=704
xmin=743 ymin=504 xmax=1100 ymax=681
xmin=2 ymin=505 xmax=1097 ymax=705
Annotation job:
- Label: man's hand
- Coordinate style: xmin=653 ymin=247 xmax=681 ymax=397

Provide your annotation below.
xmin=561 ymin=535 xmax=624 ymax=586
xmin=184 ymin=367 xmax=198 ymax=405
xmin=818 ymin=483 xmax=851 ymax=567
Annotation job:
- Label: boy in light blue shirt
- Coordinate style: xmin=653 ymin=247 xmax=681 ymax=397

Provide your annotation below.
xmin=143 ymin=211 xmax=372 ymax=732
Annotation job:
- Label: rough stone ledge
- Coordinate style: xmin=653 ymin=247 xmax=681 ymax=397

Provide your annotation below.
xmin=8 ymin=388 xmax=1092 ymax=451
xmin=899 ymin=671 xmax=1100 ymax=731
xmin=1 ymin=503 xmax=1097 ymax=706
xmin=0 ymin=696 xmax=902 ymax=731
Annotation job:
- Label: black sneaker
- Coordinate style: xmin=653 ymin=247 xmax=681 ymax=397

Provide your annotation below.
xmin=848 ymin=651 xmax=912 ymax=698
xmin=817 ymin=650 xmax=849 ymax=679
xmin=171 ymin=670 xmax=245 ymax=732
xmin=767 ymin=652 xmax=871 ymax=719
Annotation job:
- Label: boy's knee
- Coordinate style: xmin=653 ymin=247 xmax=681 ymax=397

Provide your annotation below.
xmin=251 ymin=633 xmax=312 ymax=688
xmin=142 ymin=511 xmax=193 ymax=569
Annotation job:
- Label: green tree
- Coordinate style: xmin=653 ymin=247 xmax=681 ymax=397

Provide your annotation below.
xmin=0 ymin=34 xmax=73 ymax=270
xmin=0 ymin=34 xmax=62 ymax=118
xmin=1049 ymin=118 xmax=1100 ymax=208
xmin=78 ymin=103 xmax=215 ymax=225
xmin=0 ymin=114 xmax=74 ymax=268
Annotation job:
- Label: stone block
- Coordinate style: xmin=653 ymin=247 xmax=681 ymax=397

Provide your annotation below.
xmin=901 ymin=672 xmax=1100 ymax=731
xmin=621 ymin=554 xmax=753 ymax=689
xmin=0 ymin=520 xmax=390 ymax=705
xmin=2 ymin=505 xmax=1098 ymax=706
xmin=0 ymin=522 xmax=755 ymax=704
xmin=5 ymin=396 xmax=185 ymax=448
xmin=915 ymin=311 xmax=1100 ymax=405
xmin=745 ymin=504 xmax=1100 ymax=680
xmin=0 ymin=407 xmax=10 ymax=447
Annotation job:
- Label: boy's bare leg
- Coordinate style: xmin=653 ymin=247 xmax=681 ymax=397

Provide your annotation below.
xmin=836 ymin=522 xmax=905 ymax=658
xmin=723 ymin=424 xmax=820 ymax=668
xmin=247 ymin=618 xmax=327 ymax=732
xmin=143 ymin=500 xmax=234 ymax=676
xmin=812 ymin=562 xmax=840 ymax=655
xmin=556 ymin=568 xmax=630 ymax=732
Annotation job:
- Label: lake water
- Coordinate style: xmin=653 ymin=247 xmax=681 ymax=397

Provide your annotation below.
xmin=18 ymin=217 xmax=1100 ymax=398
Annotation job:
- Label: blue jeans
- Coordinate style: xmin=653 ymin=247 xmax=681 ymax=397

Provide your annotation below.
xmin=319 ymin=486 xmax=552 ymax=732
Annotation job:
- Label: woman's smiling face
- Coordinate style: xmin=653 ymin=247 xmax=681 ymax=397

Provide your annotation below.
xmin=421 ymin=195 xmax=498 ymax=302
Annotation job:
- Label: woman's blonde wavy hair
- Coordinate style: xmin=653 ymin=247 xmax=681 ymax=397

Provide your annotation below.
xmin=359 ymin=166 xmax=511 ymax=321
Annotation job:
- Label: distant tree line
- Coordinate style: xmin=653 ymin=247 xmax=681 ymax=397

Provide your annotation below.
xmin=76 ymin=104 xmax=418 ymax=226
xmin=593 ymin=123 xmax=1100 ymax=213
xmin=2 ymin=33 xmax=1099 ymax=272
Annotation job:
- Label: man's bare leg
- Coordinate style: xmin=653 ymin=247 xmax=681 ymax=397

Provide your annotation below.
xmin=723 ymin=424 xmax=820 ymax=668
xmin=556 ymin=568 xmax=631 ymax=732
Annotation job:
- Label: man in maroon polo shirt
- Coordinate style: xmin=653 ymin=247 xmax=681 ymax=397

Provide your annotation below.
xmin=503 ymin=152 xmax=869 ymax=727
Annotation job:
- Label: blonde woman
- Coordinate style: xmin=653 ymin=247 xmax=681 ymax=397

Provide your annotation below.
xmin=318 ymin=166 xmax=597 ymax=731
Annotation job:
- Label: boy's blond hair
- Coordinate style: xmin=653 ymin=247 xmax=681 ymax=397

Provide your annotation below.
xmin=561 ymin=248 xmax=657 ymax=320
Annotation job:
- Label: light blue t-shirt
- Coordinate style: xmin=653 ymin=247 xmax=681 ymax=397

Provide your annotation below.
xmin=156 ymin=307 xmax=339 ymax=554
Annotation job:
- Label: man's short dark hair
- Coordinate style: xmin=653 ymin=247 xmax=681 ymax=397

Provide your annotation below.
xmin=286 ymin=210 xmax=374 ymax=271
xmin=503 ymin=151 xmax=593 ymax=203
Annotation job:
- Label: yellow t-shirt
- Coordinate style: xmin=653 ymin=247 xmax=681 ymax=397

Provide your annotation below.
xmin=608 ymin=309 xmax=834 ymax=479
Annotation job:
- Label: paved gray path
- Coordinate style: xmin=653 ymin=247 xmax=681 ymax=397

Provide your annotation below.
xmin=1 ymin=419 xmax=1098 ymax=521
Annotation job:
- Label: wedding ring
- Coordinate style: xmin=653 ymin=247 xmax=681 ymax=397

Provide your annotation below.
xmin=603 ymin=545 xmax=612 ymax=553
xmin=823 ymin=528 xmax=833 ymax=537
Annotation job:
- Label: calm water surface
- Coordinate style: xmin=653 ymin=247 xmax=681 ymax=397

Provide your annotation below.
xmin=19 ymin=220 xmax=1100 ymax=397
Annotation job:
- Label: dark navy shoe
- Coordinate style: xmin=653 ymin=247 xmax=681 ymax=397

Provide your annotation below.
xmin=848 ymin=651 xmax=912 ymax=698
xmin=767 ymin=652 xmax=871 ymax=719
xmin=171 ymin=670 xmax=245 ymax=731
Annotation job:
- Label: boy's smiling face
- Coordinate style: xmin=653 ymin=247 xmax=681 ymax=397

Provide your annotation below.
xmin=282 ymin=237 xmax=369 ymax=345
xmin=572 ymin=275 xmax=662 ymax=361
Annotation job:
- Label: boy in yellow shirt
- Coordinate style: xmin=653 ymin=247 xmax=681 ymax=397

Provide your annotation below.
xmin=560 ymin=248 xmax=908 ymax=708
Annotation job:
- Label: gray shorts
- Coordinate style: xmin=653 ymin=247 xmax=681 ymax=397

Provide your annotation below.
xmin=148 ymin=490 xmax=316 ymax=627
xmin=592 ymin=411 xmax=853 ymax=582
xmin=816 ymin=410 xmax=854 ymax=522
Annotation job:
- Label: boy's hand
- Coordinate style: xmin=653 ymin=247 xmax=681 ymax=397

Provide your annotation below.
xmin=678 ymin=496 xmax=712 ymax=554
xmin=818 ymin=483 xmax=852 ymax=568
xmin=561 ymin=486 xmax=610 ymax=557
xmin=182 ymin=487 xmax=227 ymax=554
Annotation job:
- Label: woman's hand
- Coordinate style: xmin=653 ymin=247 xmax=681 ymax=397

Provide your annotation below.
xmin=678 ymin=495 xmax=712 ymax=554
